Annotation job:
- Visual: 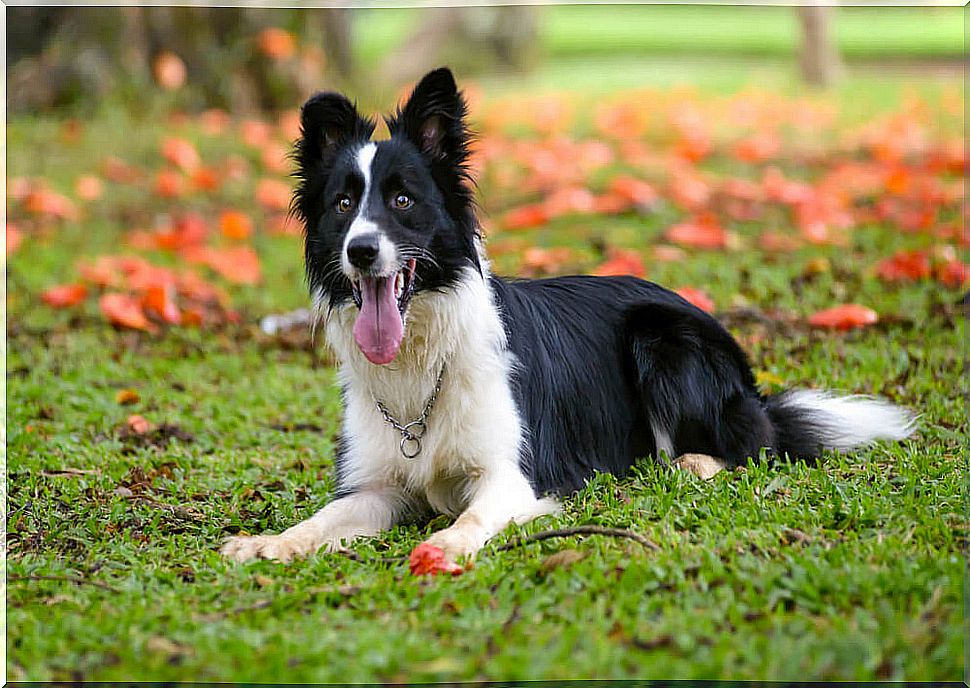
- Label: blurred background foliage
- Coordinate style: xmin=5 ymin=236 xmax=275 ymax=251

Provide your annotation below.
xmin=7 ymin=4 xmax=963 ymax=116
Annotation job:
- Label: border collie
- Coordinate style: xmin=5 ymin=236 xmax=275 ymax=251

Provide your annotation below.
xmin=222 ymin=68 xmax=916 ymax=565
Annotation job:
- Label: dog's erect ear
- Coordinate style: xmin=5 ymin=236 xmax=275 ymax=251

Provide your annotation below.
xmin=297 ymin=92 xmax=374 ymax=167
xmin=394 ymin=68 xmax=468 ymax=162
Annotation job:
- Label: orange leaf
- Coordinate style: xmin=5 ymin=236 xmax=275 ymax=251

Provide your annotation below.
xmin=503 ymin=204 xmax=548 ymax=230
xmin=161 ymin=137 xmax=201 ymax=173
xmin=153 ymin=52 xmax=186 ymax=90
xmin=808 ymin=304 xmax=878 ymax=331
xmin=142 ymin=284 xmax=181 ymax=324
xmin=409 ymin=543 xmax=464 ymax=576
xmin=256 ymin=27 xmax=297 ymax=60
xmin=154 ymin=169 xmax=184 ymax=199
xmin=592 ymin=249 xmax=645 ymax=278
xmin=183 ymin=246 xmax=262 ymax=285
xmin=126 ymin=414 xmax=154 ymax=435
xmin=74 ymin=174 xmax=104 ymax=201
xmin=608 ymin=176 xmax=658 ymax=207
xmin=100 ymin=293 xmax=155 ymax=332
xmin=7 ymin=223 xmax=24 ymax=256
xmin=875 ymin=250 xmax=931 ymax=283
xmin=665 ymin=215 xmax=726 ymax=249
xmin=190 ymin=166 xmax=221 ymax=193
xmin=255 ymin=178 xmax=292 ymax=211
xmin=218 ymin=209 xmax=253 ymax=240
xmin=24 ymin=188 xmax=77 ymax=221
xmin=675 ymin=287 xmax=715 ymax=313
xmin=42 ymin=283 xmax=88 ymax=308
xmin=115 ymin=389 xmax=140 ymax=405
xmin=936 ymin=260 xmax=968 ymax=288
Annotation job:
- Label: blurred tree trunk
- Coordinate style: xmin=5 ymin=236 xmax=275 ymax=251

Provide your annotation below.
xmin=378 ymin=6 xmax=538 ymax=87
xmin=798 ymin=5 xmax=841 ymax=87
xmin=7 ymin=6 xmax=354 ymax=114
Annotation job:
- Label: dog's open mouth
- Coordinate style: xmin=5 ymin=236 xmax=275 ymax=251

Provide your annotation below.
xmin=350 ymin=259 xmax=417 ymax=365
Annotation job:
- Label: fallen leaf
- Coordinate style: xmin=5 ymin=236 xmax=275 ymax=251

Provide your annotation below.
xmin=154 ymin=169 xmax=184 ymax=199
xmin=675 ymin=287 xmax=715 ymax=313
xmin=876 ymin=249 xmax=930 ymax=282
xmin=115 ymin=389 xmax=140 ymax=405
xmin=936 ymin=260 xmax=968 ymax=288
xmin=255 ymin=178 xmax=292 ymax=211
xmin=256 ymin=27 xmax=297 ymax=60
xmin=409 ymin=543 xmax=464 ymax=576
xmin=161 ymin=137 xmax=201 ymax=173
xmin=808 ymin=304 xmax=878 ymax=331
xmin=41 ymin=284 xmax=87 ymax=308
xmin=665 ymin=215 xmax=726 ymax=249
xmin=539 ymin=549 xmax=586 ymax=575
xmin=142 ymin=284 xmax=181 ymax=324
xmin=6 ymin=223 xmax=24 ymax=255
xmin=74 ymin=174 xmax=104 ymax=201
xmin=153 ymin=52 xmax=187 ymax=90
xmin=592 ymin=248 xmax=645 ymax=278
xmin=100 ymin=293 xmax=155 ymax=332
xmin=126 ymin=414 xmax=154 ymax=435
xmin=503 ymin=204 xmax=548 ymax=230
xmin=218 ymin=209 xmax=253 ymax=240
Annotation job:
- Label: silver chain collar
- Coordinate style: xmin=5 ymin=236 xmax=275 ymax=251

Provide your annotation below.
xmin=374 ymin=364 xmax=446 ymax=460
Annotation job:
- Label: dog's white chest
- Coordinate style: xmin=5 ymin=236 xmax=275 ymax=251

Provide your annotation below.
xmin=324 ymin=267 xmax=525 ymax=511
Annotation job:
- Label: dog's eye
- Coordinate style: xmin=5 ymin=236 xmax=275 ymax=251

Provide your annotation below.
xmin=392 ymin=193 xmax=413 ymax=210
xmin=335 ymin=195 xmax=353 ymax=214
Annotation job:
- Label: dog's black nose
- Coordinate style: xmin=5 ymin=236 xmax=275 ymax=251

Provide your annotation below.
xmin=347 ymin=234 xmax=381 ymax=269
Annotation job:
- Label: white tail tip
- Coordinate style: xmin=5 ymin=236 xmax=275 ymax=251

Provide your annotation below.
xmin=780 ymin=390 xmax=918 ymax=451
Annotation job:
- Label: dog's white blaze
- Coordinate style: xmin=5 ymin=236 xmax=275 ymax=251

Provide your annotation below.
xmin=779 ymin=390 xmax=917 ymax=449
xmin=650 ymin=419 xmax=675 ymax=461
xmin=341 ymin=142 xmax=397 ymax=276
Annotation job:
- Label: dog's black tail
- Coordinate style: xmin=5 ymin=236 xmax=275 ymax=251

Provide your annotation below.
xmin=763 ymin=390 xmax=917 ymax=460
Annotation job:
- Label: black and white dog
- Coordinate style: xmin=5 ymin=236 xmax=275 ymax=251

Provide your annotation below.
xmin=222 ymin=68 xmax=915 ymax=565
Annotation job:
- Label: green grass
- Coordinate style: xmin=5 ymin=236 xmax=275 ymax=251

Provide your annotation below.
xmin=7 ymin=68 xmax=966 ymax=681
xmin=353 ymin=5 xmax=963 ymax=67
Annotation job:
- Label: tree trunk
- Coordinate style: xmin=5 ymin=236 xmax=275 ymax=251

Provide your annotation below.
xmin=798 ymin=5 xmax=841 ymax=87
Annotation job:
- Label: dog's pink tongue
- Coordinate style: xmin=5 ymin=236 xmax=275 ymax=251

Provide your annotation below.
xmin=353 ymin=275 xmax=403 ymax=365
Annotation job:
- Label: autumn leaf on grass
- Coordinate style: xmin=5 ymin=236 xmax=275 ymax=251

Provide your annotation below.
xmin=876 ymin=249 xmax=931 ymax=283
xmin=161 ymin=137 xmax=201 ymax=173
xmin=154 ymin=169 xmax=184 ymax=199
xmin=607 ymin=175 xmax=658 ymax=209
xmin=143 ymin=284 xmax=181 ymax=325
xmin=502 ymin=204 xmax=548 ymax=231
xmin=7 ymin=223 xmax=23 ymax=256
xmin=675 ymin=287 xmax=715 ymax=313
xmin=41 ymin=284 xmax=87 ymax=308
xmin=808 ymin=304 xmax=878 ymax=331
xmin=100 ymin=293 xmax=156 ymax=332
xmin=409 ymin=543 xmax=464 ymax=577
xmin=74 ymin=175 xmax=104 ymax=201
xmin=153 ymin=52 xmax=186 ymax=90
xmin=936 ymin=260 xmax=968 ymax=288
xmin=521 ymin=247 xmax=574 ymax=277
xmin=126 ymin=414 xmax=155 ymax=435
xmin=665 ymin=214 xmax=727 ymax=250
xmin=256 ymin=28 xmax=297 ymax=60
xmin=24 ymin=188 xmax=77 ymax=221
xmin=255 ymin=178 xmax=292 ymax=212
xmin=183 ymin=246 xmax=262 ymax=285
xmin=592 ymin=249 xmax=645 ymax=278
xmin=219 ymin=210 xmax=253 ymax=240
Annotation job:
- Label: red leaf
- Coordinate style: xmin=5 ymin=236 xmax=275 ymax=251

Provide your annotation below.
xmin=100 ymin=293 xmax=155 ymax=332
xmin=183 ymin=246 xmax=262 ymax=285
xmin=875 ymin=250 xmax=931 ymax=283
xmin=42 ymin=284 xmax=88 ymax=308
xmin=142 ymin=284 xmax=181 ymax=324
xmin=808 ymin=304 xmax=878 ymax=331
xmin=503 ymin=204 xmax=549 ymax=230
xmin=936 ymin=260 xmax=968 ymax=288
xmin=218 ymin=209 xmax=253 ymax=240
xmin=126 ymin=414 xmax=155 ymax=435
xmin=255 ymin=178 xmax=292 ymax=211
xmin=161 ymin=137 xmax=201 ymax=172
xmin=409 ymin=543 xmax=464 ymax=577
xmin=675 ymin=287 xmax=715 ymax=313
xmin=7 ymin=223 xmax=24 ymax=256
xmin=592 ymin=249 xmax=645 ymax=278
xmin=608 ymin=176 xmax=658 ymax=208
xmin=665 ymin=215 xmax=726 ymax=249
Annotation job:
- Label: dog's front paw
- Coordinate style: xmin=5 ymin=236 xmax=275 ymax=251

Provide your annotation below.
xmin=422 ymin=526 xmax=483 ymax=565
xmin=220 ymin=533 xmax=315 ymax=563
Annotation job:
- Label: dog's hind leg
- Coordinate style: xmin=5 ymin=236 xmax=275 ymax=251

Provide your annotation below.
xmin=221 ymin=486 xmax=406 ymax=563
xmin=422 ymin=462 xmax=559 ymax=564
xmin=627 ymin=302 xmax=774 ymax=469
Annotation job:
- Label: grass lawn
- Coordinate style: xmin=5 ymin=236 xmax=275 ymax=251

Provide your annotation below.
xmin=6 ymin=59 xmax=966 ymax=681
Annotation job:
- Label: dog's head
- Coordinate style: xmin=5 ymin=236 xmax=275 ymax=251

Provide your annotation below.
xmin=293 ymin=67 xmax=480 ymax=365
